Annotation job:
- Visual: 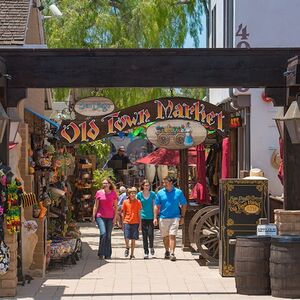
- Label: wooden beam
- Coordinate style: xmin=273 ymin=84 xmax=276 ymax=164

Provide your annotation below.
xmin=264 ymin=87 xmax=286 ymax=107
xmin=6 ymin=88 xmax=27 ymax=107
xmin=286 ymin=56 xmax=300 ymax=87
xmin=1 ymin=48 xmax=300 ymax=88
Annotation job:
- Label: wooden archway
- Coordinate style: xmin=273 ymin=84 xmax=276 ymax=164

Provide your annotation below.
xmin=1 ymin=48 xmax=300 ymax=210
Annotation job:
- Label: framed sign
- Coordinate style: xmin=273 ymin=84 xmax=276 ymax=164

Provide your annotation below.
xmin=59 ymin=97 xmax=230 ymax=144
xmin=219 ymin=179 xmax=268 ymax=277
xmin=74 ymin=97 xmax=115 ymax=117
xmin=146 ymin=120 xmax=207 ymax=149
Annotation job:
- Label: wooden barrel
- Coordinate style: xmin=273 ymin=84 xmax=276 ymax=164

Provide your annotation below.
xmin=270 ymin=236 xmax=300 ymax=298
xmin=235 ymin=236 xmax=271 ymax=295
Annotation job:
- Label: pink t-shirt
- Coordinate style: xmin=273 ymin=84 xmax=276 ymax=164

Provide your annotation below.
xmin=95 ymin=189 xmax=117 ymax=218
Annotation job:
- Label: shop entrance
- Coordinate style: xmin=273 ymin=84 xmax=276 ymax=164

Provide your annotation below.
xmin=1 ymin=48 xmax=300 ymax=291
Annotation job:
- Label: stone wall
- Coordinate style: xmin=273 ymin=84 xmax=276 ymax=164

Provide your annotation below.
xmin=0 ymin=229 xmax=18 ymax=297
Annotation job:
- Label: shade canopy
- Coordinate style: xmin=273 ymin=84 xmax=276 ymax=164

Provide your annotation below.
xmin=135 ymin=147 xmax=197 ymax=166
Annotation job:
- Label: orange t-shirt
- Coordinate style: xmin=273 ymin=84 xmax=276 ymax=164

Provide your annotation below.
xmin=122 ymin=199 xmax=142 ymax=224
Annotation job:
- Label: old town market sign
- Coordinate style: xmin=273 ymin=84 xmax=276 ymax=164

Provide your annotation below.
xmin=58 ymin=97 xmax=230 ymax=144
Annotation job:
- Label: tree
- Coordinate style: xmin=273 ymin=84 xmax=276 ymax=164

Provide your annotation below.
xmin=44 ymin=0 xmax=206 ymax=104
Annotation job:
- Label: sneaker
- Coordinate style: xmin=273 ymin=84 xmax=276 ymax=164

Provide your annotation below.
xmin=105 ymin=256 xmax=111 ymax=259
xmin=144 ymin=254 xmax=149 ymax=259
xmin=124 ymin=248 xmax=129 ymax=257
xmin=150 ymin=248 xmax=155 ymax=256
xmin=170 ymin=253 xmax=176 ymax=261
xmin=164 ymin=251 xmax=170 ymax=259
xmin=98 ymin=255 xmax=104 ymax=260
xmin=130 ymin=255 xmax=135 ymax=260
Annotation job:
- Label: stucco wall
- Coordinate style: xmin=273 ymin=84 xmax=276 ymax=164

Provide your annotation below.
xmin=209 ymin=0 xmax=300 ymax=195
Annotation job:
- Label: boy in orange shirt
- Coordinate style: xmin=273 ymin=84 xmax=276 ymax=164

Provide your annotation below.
xmin=122 ymin=187 xmax=142 ymax=259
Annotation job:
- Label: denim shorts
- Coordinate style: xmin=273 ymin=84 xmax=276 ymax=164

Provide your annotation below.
xmin=124 ymin=223 xmax=139 ymax=240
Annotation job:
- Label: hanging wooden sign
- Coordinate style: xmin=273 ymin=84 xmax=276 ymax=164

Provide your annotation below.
xmin=74 ymin=97 xmax=115 ymax=116
xmin=146 ymin=120 xmax=207 ymax=149
xmin=58 ymin=97 xmax=230 ymax=144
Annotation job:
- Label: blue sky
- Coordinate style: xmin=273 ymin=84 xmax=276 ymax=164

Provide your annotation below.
xmin=184 ymin=14 xmax=206 ymax=48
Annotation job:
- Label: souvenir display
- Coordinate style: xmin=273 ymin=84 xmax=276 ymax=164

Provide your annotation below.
xmin=23 ymin=133 xmax=82 ymax=270
xmin=5 ymin=179 xmax=22 ymax=234
xmin=0 ymin=240 xmax=10 ymax=275
xmin=73 ymin=157 xmax=94 ymax=221
xmin=0 ymin=168 xmax=8 ymax=241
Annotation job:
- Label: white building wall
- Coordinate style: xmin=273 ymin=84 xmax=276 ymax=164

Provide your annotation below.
xmin=209 ymin=0 xmax=229 ymax=105
xmin=209 ymin=0 xmax=300 ymax=196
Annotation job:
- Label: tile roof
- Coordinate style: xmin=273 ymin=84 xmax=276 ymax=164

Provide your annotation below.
xmin=0 ymin=0 xmax=31 ymax=45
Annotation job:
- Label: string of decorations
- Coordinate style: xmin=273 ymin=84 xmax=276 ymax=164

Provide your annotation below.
xmin=5 ymin=178 xmax=23 ymax=234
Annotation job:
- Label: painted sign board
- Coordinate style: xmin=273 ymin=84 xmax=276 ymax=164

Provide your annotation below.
xmin=219 ymin=179 xmax=268 ymax=277
xmin=59 ymin=97 xmax=230 ymax=144
xmin=74 ymin=97 xmax=115 ymax=116
xmin=146 ymin=120 xmax=207 ymax=149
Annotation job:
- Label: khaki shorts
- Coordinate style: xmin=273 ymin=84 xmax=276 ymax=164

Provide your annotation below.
xmin=159 ymin=218 xmax=179 ymax=237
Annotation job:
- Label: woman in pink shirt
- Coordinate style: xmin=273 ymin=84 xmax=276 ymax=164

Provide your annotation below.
xmin=92 ymin=178 xmax=118 ymax=259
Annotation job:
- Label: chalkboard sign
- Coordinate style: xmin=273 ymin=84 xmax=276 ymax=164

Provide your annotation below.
xmin=219 ymin=179 xmax=268 ymax=277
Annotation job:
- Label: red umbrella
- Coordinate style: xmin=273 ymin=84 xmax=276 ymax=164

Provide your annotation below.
xmin=135 ymin=147 xmax=197 ymax=166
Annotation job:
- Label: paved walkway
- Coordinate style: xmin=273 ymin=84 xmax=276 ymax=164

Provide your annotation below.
xmin=15 ymin=223 xmax=286 ymax=300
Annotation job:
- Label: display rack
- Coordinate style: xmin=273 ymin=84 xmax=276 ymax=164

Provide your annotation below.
xmin=73 ymin=157 xmax=94 ymax=221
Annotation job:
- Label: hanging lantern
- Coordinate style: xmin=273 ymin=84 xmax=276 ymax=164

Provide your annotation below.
xmin=283 ymin=96 xmax=300 ymax=144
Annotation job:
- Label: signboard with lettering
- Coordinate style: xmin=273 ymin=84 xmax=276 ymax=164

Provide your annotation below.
xmin=58 ymin=97 xmax=230 ymax=144
xmin=219 ymin=179 xmax=268 ymax=277
xmin=146 ymin=120 xmax=207 ymax=149
xmin=257 ymin=224 xmax=277 ymax=236
xmin=74 ymin=97 xmax=115 ymax=116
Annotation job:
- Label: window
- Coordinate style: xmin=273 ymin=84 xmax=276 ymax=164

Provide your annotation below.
xmin=223 ymin=0 xmax=233 ymax=48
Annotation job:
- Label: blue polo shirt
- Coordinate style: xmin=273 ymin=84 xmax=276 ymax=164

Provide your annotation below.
xmin=155 ymin=187 xmax=187 ymax=219
xmin=136 ymin=191 xmax=156 ymax=219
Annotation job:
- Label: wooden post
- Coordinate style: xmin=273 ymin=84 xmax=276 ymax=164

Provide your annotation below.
xmin=284 ymin=57 xmax=300 ymax=210
xmin=0 ymin=58 xmax=8 ymax=165
xmin=0 ymin=90 xmax=8 ymax=165
xmin=179 ymin=148 xmax=191 ymax=250
xmin=283 ymin=124 xmax=300 ymax=210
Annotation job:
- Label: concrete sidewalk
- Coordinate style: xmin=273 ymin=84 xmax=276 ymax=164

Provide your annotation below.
xmin=15 ymin=223 xmax=286 ymax=300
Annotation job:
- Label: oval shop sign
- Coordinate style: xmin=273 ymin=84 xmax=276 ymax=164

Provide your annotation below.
xmin=74 ymin=97 xmax=115 ymax=117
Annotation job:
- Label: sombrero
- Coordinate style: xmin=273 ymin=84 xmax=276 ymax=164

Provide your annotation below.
xmin=243 ymin=168 xmax=268 ymax=180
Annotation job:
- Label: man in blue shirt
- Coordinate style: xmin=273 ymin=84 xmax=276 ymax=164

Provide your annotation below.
xmin=154 ymin=176 xmax=187 ymax=261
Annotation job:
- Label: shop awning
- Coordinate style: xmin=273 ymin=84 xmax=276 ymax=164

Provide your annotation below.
xmin=25 ymin=107 xmax=60 ymax=132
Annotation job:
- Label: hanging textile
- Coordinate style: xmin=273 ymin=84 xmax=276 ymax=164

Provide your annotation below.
xmin=191 ymin=144 xmax=210 ymax=204
xmin=221 ymin=137 xmax=230 ymax=179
